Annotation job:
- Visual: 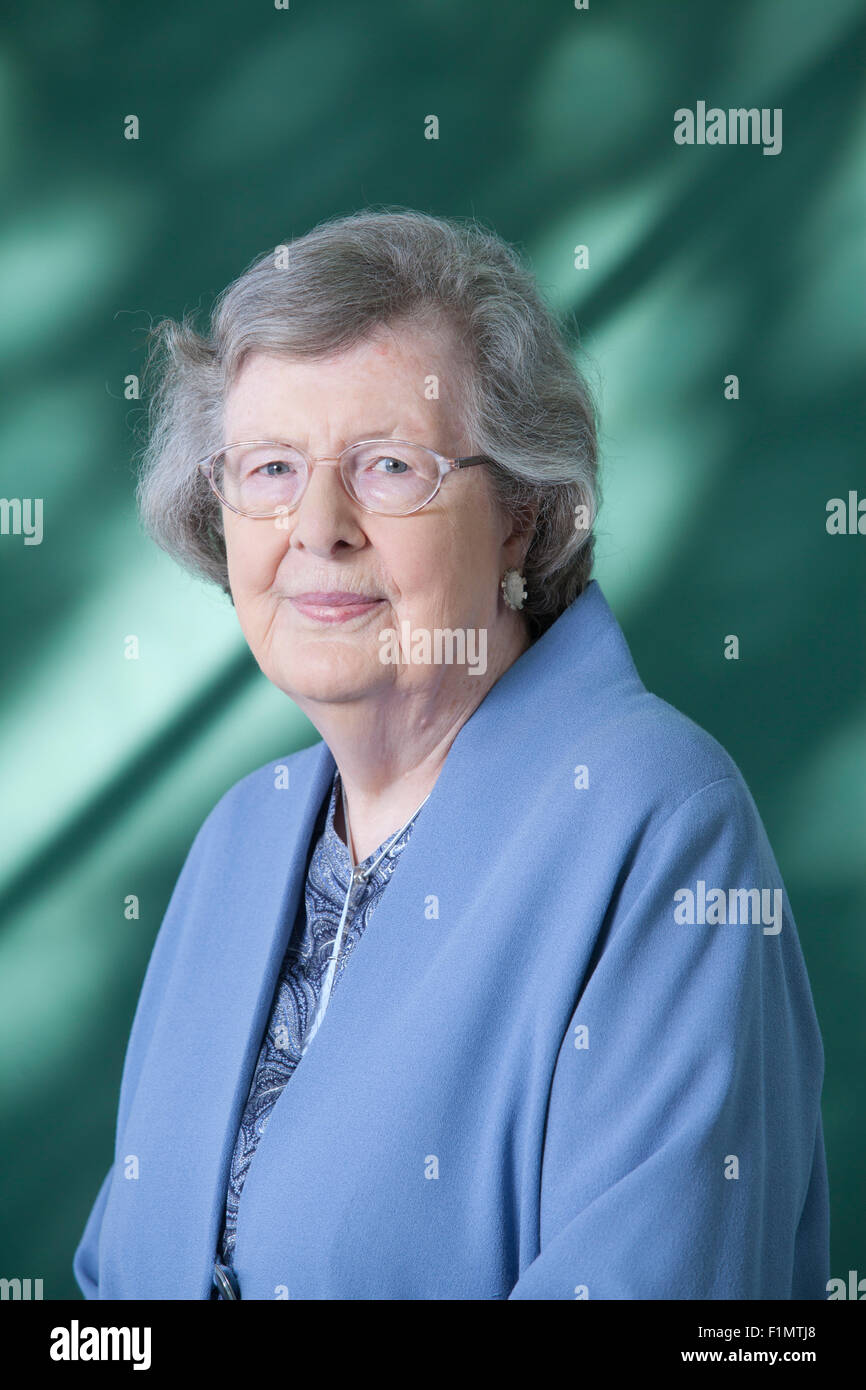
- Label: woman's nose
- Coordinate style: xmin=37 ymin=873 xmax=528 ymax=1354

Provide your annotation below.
xmin=288 ymin=458 xmax=364 ymax=548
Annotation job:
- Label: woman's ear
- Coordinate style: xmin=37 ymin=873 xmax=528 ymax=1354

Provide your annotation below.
xmin=510 ymin=498 xmax=540 ymax=562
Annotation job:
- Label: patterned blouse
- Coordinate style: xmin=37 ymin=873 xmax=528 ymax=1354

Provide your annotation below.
xmin=211 ymin=768 xmax=422 ymax=1297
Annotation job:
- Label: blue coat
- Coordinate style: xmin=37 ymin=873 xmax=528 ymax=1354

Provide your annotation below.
xmin=73 ymin=580 xmax=829 ymax=1299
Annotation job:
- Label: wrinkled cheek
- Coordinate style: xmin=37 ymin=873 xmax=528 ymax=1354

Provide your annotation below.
xmin=226 ymin=537 xmax=281 ymax=604
xmin=226 ymin=560 xmax=279 ymax=652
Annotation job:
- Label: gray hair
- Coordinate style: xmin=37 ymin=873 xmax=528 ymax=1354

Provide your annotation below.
xmin=135 ymin=206 xmax=602 ymax=640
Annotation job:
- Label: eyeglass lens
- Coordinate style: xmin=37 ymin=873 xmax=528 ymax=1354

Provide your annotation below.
xmin=211 ymin=442 xmax=441 ymax=516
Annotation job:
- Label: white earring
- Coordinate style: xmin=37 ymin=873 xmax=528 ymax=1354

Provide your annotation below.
xmin=500 ymin=568 xmax=527 ymax=611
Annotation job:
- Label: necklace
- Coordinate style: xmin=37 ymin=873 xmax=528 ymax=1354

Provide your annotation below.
xmin=300 ymin=773 xmax=432 ymax=1056
xmin=340 ymin=775 xmax=431 ymax=877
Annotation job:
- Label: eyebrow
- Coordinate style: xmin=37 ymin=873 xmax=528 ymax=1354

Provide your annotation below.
xmin=249 ymin=429 xmax=406 ymax=445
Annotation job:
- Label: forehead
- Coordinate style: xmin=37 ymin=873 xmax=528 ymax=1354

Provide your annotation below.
xmin=221 ymin=318 xmax=468 ymax=442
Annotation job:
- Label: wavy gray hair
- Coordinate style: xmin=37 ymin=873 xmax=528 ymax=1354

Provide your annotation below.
xmin=135 ymin=207 xmax=601 ymax=641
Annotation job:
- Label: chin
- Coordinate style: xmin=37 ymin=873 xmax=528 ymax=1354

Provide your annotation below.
xmin=268 ymin=647 xmax=392 ymax=705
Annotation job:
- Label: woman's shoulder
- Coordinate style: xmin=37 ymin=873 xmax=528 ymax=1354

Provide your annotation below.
xmin=523 ymin=582 xmax=758 ymax=829
xmin=608 ymin=686 xmax=743 ymax=778
xmin=182 ymin=740 xmax=333 ymax=859
xmin=141 ymin=742 xmax=332 ymax=961
xmin=215 ymin=740 xmax=329 ymax=807
xmin=567 ymin=684 xmax=760 ymax=835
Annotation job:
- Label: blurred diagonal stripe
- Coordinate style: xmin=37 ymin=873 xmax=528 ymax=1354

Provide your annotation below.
xmin=0 ymin=649 xmax=257 ymax=924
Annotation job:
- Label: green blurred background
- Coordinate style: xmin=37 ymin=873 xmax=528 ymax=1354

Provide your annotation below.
xmin=0 ymin=0 xmax=863 ymax=1299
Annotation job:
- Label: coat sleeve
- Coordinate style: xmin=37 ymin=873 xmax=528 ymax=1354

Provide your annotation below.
xmin=72 ymin=1165 xmax=114 ymax=1299
xmin=507 ymin=775 xmax=830 ymax=1300
xmin=71 ymin=789 xmax=234 ymax=1299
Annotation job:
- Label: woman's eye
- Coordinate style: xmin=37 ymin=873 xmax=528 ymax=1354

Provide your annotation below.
xmin=372 ymin=456 xmax=410 ymax=474
xmin=256 ymin=460 xmax=294 ymax=476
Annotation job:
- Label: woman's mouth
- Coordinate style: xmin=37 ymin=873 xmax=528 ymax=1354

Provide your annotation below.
xmin=288 ymin=592 xmax=385 ymax=624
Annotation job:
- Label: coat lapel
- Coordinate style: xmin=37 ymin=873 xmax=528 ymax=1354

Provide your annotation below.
xmin=104 ymin=738 xmax=337 ymax=1299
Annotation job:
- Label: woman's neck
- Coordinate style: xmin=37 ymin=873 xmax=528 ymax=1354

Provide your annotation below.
xmin=312 ymin=613 xmax=532 ymax=863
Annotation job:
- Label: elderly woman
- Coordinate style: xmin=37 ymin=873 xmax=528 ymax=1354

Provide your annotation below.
xmin=73 ymin=209 xmax=829 ymax=1301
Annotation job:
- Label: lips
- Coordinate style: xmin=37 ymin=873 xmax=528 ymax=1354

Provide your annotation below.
xmin=291 ymin=592 xmax=382 ymax=605
xmin=287 ymin=591 xmax=385 ymax=624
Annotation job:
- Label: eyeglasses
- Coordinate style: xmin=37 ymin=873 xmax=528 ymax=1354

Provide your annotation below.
xmin=196 ymin=438 xmax=496 ymax=518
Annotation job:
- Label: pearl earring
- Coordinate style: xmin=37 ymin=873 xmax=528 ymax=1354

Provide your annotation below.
xmin=500 ymin=568 xmax=527 ymax=611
